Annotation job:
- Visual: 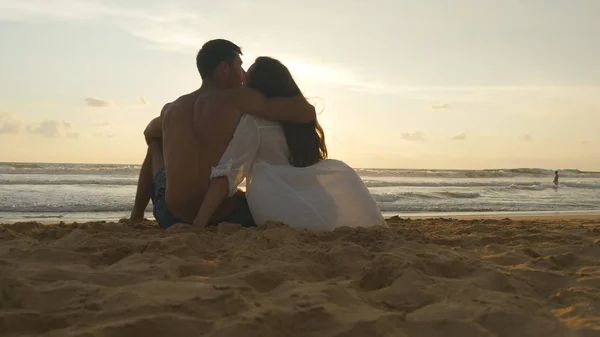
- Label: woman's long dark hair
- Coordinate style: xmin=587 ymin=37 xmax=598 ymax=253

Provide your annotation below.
xmin=246 ymin=57 xmax=327 ymax=167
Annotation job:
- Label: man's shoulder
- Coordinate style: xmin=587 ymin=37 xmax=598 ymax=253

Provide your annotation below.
xmin=200 ymin=89 xmax=242 ymax=114
xmin=163 ymin=90 xmax=203 ymax=114
xmin=161 ymin=97 xmax=182 ymax=115
xmin=174 ymin=90 xmax=203 ymax=105
xmin=223 ymin=88 xmax=259 ymax=99
xmin=203 ymin=88 xmax=237 ymax=103
xmin=201 ymin=88 xmax=257 ymax=104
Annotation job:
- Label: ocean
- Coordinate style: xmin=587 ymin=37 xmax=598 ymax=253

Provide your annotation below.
xmin=1 ymin=162 xmax=599 ymax=223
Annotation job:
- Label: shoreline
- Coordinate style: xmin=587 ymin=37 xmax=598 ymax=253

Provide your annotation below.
xmin=387 ymin=210 xmax=600 ymax=221
xmin=1 ymin=209 xmax=600 ymax=225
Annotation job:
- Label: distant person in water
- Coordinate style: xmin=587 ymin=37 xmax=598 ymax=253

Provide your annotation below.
xmin=553 ymin=170 xmax=559 ymax=186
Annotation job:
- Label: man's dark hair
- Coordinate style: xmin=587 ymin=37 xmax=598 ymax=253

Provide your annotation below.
xmin=196 ymin=39 xmax=242 ymax=80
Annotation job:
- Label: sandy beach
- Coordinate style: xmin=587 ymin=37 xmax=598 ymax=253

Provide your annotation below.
xmin=1 ymin=216 xmax=599 ymax=337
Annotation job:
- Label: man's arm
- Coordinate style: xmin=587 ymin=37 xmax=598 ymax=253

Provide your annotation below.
xmin=129 ymin=147 xmax=153 ymax=222
xmin=143 ymin=116 xmax=162 ymax=145
xmin=143 ymin=103 xmax=171 ymax=144
xmin=130 ymin=119 xmax=162 ymax=221
xmin=131 ymin=103 xmax=170 ymax=221
xmin=229 ymin=88 xmax=316 ymax=123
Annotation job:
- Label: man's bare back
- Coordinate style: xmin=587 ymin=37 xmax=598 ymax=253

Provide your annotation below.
xmin=162 ymin=89 xmax=242 ymax=223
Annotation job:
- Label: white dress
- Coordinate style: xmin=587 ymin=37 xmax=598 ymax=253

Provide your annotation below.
xmin=211 ymin=115 xmax=386 ymax=231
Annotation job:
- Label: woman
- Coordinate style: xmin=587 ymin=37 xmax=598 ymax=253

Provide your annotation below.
xmin=193 ymin=57 xmax=385 ymax=230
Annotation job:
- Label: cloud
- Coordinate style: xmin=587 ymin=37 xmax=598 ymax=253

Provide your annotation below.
xmin=93 ymin=122 xmax=111 ymax=127
xmin=0 ymin=0 xmax=196 ymax=23
xmin=85 ymin=96 xmax=149 ymax=108
xmin=0 ymin=1 xmax=403 ymax=95
xmin=519 ymin=134 xmax=533 ymax=142
xmin=27 ymin=120 xmax=79 ymax=138
xmin=400 ymin=132 xmax=425 ymax=141
xmin=125 ymin=17 xmax=204 ymax=54
xmin=0 ymin=112 xmax=21 ymax=135
xmin=6 ymin=1 xmax=596 ymax=99
xmin=7 ymin=1 xmax=597 ymax=98
xmin=85 ymin=97 xmax=112 ymax=108
xmin=452 ymin=133 xmax=467 ymax=141
xmin=94 ymin=132 xmax=116 ymax=138
xmin=430 ymin=103 xmax=451 ymax=110
xmin=0 ymin=0 xmax=106 ymax=22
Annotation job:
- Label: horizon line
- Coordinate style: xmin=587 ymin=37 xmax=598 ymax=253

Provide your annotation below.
xmin=0 ymin=161 xmax=598 ymax=173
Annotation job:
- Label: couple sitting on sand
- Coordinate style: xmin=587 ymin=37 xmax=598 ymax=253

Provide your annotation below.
xmin=129 ymin=39 xmax=385 ymax=231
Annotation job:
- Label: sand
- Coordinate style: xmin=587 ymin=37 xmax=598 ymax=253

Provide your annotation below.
xmin=1 ymin=217 xmax=599 ymax=337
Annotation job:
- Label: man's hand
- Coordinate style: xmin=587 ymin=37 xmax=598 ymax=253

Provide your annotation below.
xmin=129 ymin=212 xmax=145 ymax=223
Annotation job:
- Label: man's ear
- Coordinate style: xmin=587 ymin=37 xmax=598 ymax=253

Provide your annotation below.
xmin=219 ymin=61 xmax=230 ymax=74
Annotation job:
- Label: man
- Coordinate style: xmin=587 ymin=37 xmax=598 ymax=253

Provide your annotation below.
xmin=130 ymin=39 xmax=315 ymax=228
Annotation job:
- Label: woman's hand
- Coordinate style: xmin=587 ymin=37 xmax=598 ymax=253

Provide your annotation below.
xmin=191 ymin=218 xmax=209 ymax=229
xmin=167 ymin=223 xmax=192 ymax=231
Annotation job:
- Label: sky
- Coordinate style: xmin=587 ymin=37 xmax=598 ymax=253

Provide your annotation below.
xmin=0 ymin=0 xmax=599 ymax=170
